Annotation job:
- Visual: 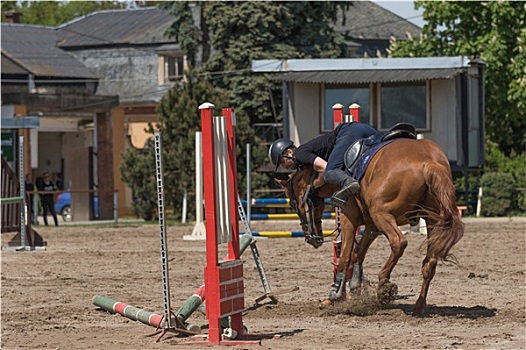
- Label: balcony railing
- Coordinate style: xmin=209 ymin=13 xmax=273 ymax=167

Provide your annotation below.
xmin=253 ymin=123 xmax=283 ymax=144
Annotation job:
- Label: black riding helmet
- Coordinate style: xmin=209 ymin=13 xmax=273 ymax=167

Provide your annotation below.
xmin=268 ymin=138 xmax=294 ymax=171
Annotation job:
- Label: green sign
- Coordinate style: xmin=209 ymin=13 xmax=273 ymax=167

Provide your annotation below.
xmin=1 ymin=132 xmax=15 ymax=162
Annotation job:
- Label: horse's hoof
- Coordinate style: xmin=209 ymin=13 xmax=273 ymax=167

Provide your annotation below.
xmin=328 ymin=272 xmax=346 ymax=301
xmin=319 ymin=298 xmax=333 ymax=307
xmin=378 ymin=278 xmax=389 ymax=288
xmin=328 ymin=286 xmax=342 ymax=302
xmin=413 ymin=297 xmax=426 ymax=315
xmin=328 ymin=289 xmax=339 ymax=301
xmin=349 ymin=280 xmax=361 ymax=290
xmin=328 ymin=287 xmax=346 ymax=301
xmin=347 ymin=283 xmax=361 ymax=295
xmin=377 ymin=280 xmax=398 ymax=305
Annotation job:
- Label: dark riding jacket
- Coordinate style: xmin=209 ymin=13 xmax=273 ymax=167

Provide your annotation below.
xmin=295 ymin=122 xmax=377 ymax=174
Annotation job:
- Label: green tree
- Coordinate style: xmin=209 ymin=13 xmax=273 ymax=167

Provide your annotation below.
xmin=202 ymin=1 xmax=348 ymax=124
xmin=158 ymin=1 xmax=349 ymax=203
xmin=120 ymin=141 xmax=157 ymax=220
xmin=161 ymin=2 xmax=348 ymax=125
xmin=390 ymin=1 xmax=526 ymax=215
xmin=158 ymin=2 xmax=203 ymax=66
xmin=120 ymin=68 xmax=261 ymax=220
xmin=389 ymin=1 xmax=526 ymax=157
xmin=0 ymin=1 xmax=17 ymax=17
xmin=152 ymin=68 xmax=228 ymax=220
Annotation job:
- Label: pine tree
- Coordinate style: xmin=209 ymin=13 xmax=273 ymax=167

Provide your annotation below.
xmin=159 ymin=1 xmax=349 ymax=203
xmin=120 ymin=68 xmax=260 ymax=220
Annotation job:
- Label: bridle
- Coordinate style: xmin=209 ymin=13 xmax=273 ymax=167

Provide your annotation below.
xmin=288 ymin=170 xmax=325 ymax=248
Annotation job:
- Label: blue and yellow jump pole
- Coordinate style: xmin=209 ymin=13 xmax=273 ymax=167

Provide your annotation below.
xmin=241 ymin=198 xmax=331 ymax=208
xmin=250 ymin=212 xmax=335 ymax=221
xmin=244 ymin=230 xmax=334 ymax=238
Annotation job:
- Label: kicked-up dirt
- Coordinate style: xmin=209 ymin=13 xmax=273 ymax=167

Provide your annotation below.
xmin=1 ymin=217 xmax=525 ymax=349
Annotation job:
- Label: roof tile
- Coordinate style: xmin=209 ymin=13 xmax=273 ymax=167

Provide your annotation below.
xmin=1 ymin=24 xmax=97 ymax=78
xmin=56 ymin=8 xmax=175 ymax=47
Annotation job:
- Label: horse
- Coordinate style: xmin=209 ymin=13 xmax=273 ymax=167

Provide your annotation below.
xmin=275 ymin=137 xmax=464 ymax=315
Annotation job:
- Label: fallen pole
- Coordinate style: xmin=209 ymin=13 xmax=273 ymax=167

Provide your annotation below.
xmin=173 ymin=234 xmax=254 ymax=327
xmin=175 ymin=285 xmax=206 ymax=323
xmin=93 ymin=295 xmax=199 ymax=336
xmin=93 ymin=295 xmax=164 ymax=328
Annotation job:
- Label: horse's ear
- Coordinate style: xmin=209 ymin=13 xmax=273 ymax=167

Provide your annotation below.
xmin=275 ymin=178 xmax=286 ymax=188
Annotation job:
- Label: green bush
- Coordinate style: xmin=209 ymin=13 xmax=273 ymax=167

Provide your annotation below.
xmin=484 ymin=140 xmax=526 ymax=214
xmin=480 ymin=172 xmax=515 ymax=217
xmin=120 ymin=142 xmax=157 ymax=221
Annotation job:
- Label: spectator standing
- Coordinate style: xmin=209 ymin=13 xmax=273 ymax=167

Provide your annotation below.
xmin=38 ymin=172 xmax=59 ymax=226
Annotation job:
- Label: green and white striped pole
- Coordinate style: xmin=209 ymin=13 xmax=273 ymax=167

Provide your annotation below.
xmin=174 ymin=234 xmax=253 ymax=327
xmin=92 ymin=295 xmax=164 ymax=328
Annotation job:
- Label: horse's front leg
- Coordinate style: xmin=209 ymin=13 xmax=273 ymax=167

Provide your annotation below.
xmin=348 ymin=225 xmax=379 ymax=290
xmin=328 ymin=207 xmax=362 ymax=301
xmin=328 ymin=228 xmax=354 ymax=301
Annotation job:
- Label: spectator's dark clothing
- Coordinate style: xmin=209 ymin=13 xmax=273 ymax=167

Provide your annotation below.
xmin=25 ymin=180 xmax=35 ymax=203
xmin=38 ymin=180 xmax=58 ymax=226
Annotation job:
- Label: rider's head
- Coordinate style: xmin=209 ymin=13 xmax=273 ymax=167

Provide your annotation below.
xmin=269 ymin=138 xmax=296 ymax=171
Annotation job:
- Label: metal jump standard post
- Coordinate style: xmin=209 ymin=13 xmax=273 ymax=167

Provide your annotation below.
xmin=145 ymin=131 xmax=197 ymax=341
xmin=332 ymin=103 xmax=361 ymax=280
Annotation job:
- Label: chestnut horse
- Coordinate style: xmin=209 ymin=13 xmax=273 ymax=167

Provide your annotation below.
xmin=276 ymin=138 xmax=464 ymax=314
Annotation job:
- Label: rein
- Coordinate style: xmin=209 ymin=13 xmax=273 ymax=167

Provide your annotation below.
xmin=289 ymin=170 xmax=325 ymax=247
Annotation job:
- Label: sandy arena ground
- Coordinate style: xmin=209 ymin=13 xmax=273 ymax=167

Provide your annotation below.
xmin=1 ymin=217 xmax=525 ymax=350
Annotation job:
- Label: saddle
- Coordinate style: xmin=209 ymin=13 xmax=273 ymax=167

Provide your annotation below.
xmin=344 ymin=123 xmax=416 ymax=176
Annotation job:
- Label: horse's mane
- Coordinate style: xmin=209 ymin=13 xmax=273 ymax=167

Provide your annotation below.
xmin=287 ymin=167 xmax=339 ymax=199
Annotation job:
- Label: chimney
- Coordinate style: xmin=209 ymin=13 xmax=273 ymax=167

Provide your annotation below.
xmin=5 ymin=11 xmax=22 ymax=24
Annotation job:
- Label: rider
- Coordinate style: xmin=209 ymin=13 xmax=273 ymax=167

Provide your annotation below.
xmin=269 ymin=122 xmax=377 ymax=207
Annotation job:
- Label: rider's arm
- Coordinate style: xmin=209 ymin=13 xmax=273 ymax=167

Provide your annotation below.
xmin=312 ymin=156 xmax=327 ymax=173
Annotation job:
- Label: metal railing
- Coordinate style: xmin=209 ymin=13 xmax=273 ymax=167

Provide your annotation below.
xmin=253 ymin=123 xmax=283 ymax=144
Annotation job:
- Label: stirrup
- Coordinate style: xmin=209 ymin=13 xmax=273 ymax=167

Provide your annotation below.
xmin=329 ymin=195 xmax=347 ymax=208
xmin=329 ymin=185 xmax=353 ymax=208
xmin=343 ymin=181 xmax=360 ymax=195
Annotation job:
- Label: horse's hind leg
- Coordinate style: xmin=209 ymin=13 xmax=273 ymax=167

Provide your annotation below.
xmin=372 ymin=213 xmax=408 ymax=291
xmin=414 ymin=234 xmax=438 ymax=315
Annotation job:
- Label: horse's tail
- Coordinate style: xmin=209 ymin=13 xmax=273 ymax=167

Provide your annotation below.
xmin=422 ymin=161 xmax=465 ymax=262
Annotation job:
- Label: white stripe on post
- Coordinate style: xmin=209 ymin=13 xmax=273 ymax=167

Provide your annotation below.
xmin=213 ymin=116 xmax=232 ymax=244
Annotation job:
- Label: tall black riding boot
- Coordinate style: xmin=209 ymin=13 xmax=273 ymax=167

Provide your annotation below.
xmin=330 ymin=178 xmax=360 ymax=208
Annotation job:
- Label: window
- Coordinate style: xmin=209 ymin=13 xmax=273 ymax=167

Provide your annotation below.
xmin=156 ymin=44 xmax=186 ymax=85
xmin=323 ymin=85 xmax=370 ymax=131
xmin=378 ymin=82 xmax=428 ymax=130
xmin=164 ymin=55 xmax=185 ymax=81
